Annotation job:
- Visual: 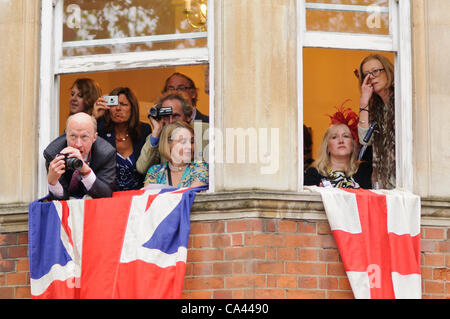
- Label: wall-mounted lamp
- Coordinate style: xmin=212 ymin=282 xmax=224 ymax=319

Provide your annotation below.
xmin=184 ymin=0 xmax=207 ymax=31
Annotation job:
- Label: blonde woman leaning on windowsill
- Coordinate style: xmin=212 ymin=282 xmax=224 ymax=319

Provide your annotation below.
xmin=144 ymin=121 xmax=208 ymax=189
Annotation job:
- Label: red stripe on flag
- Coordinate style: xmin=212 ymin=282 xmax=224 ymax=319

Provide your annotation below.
xmin=144 ymin=187 xmax=194 ymax=211
xmin=113 ymin=189 xmax=146 ymax=197
xmin=331 ymin=231 xmax=368 ymax=271
xmin=388 ymin=233 xmax=421 ymax=275
xmin=114 ymin=261 xmax=186 ymax=299
xmin=341 ymin=189 xmax=395 ymax=299
xmin=146 ymin=194 xmax=159 ymax=211
xmin=79 ymin=196 xmax=134 ymax=298
xmin=33 ymin=278 xmax=80 ymax=299
xmin=60 ymin=201 xmax=73 ymax=246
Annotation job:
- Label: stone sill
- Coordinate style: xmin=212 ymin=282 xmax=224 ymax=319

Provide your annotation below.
xmin=1 ymin=191 xmax=449 ymax=233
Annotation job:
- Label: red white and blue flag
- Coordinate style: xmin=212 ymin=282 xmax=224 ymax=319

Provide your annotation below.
xmin=309 ymin=187 xmax=422 ymax=299
xmin=28 ymin=185 xmax=207 ymax=299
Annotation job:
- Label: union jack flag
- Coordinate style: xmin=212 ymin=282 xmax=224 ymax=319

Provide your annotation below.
xmin=28 ymin=185 xmax=207 ymax=299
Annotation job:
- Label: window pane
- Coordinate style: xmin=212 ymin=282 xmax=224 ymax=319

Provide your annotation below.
xmin=63 ymin=0 xmax=207 ymax=57
xmin=303 ymin=48 xmax=395 ymax=188
xmin=305 ymin=0 xmax=389 ymax=35
xmin=59 ymin=65 xmax=210 ymax=134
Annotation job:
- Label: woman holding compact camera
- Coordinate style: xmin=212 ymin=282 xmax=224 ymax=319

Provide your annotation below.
xmin=93 ymin=87 xmax=151 ymax=191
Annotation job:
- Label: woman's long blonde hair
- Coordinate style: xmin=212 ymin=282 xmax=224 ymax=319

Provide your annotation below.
xmin=314 ymin=124 xmax=360 ymax=177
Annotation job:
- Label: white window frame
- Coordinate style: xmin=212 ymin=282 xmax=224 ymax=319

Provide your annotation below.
xmin=37 ymin=0 xmax=214 ymax=197
xmin=297 ymin=0 xmax=413 ymax=191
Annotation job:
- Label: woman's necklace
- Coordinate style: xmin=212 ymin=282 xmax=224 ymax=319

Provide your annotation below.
xmin=115 ymin=133 xmax=129 ymax=142
xmin=168 ymin=162 xmax=187 ymax=172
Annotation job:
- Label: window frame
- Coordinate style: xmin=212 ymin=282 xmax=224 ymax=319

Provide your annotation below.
xmin=297 ymin=0 xmax=413 ymax=192
xmin=37 ymin=0 xmax=214 ymax=197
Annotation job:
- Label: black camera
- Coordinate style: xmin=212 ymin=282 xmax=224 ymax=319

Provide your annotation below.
xmin=58 ymin=153 xmax=83 ymax=171
xmin=148 ymin=106 xmax=173 ymax=120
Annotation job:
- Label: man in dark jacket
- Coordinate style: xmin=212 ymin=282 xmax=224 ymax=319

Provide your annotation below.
xmin=162 ymin=72 xmax=209 ymax=123
xmin=43 ymin=112 xmax=116 ymax=200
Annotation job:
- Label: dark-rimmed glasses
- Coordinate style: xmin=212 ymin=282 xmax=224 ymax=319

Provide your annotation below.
xmin=166 ymin=85 xmax=194 ymax=92
xmin=363 ymin=68 xmax=385 ymax=78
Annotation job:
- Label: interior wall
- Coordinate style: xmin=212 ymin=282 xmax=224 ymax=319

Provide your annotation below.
xmin=303 ymin=48 xmax=395 ymax=161
xmin=59 ymin=64 xmax=209 ymax=134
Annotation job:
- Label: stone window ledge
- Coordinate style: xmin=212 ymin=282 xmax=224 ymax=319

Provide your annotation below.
xmin=1 ymin=191 xmax=449 ymax=233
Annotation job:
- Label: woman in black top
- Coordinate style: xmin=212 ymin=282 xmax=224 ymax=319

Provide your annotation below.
xmin=304 ymin=122 xmax=372 ymax=189
xmin=93 ymin=87 xmax=151 ymax=191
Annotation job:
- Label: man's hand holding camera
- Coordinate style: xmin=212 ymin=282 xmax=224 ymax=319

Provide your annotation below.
xmin=48 ymin=147 xmax=90 ymax=186
xmin=147 ymin=105 xmax=173 ymax=139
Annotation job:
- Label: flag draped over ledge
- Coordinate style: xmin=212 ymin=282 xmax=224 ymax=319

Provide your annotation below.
xmin=307 ymin=186 xmax=422 ymax=299
xmin=28 ymin=185 xmax=207 ymax=299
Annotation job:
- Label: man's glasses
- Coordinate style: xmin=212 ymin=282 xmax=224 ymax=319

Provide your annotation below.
xmin=362 ymin=68 xmax=385 ymax=79
xmin=166 ymin=85 xmax=194 ymax=92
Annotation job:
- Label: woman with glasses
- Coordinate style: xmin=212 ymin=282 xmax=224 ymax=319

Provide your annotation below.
xmin=357 ymin=54 xmax=395 ymax=189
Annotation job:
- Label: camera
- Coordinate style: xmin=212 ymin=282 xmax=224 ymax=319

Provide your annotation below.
xmin=148 ymin=106 xmax=173 ymax=120
xmin=58 ymin=153 xmax=83 ymax=171
xmin=104 ymin=95 xmax=118 ymax=106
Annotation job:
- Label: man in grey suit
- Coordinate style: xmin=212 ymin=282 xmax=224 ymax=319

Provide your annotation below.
xmin=43 ymin=112 xmax=116 ymax=200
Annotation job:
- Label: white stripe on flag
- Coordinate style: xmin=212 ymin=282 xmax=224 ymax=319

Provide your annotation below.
xmin=391 ymin=272 xmax=422 ymax=299
xmin=53 ymin=201 xmax=73 ymax=259
xmin=370 ymin=189 xmax=421 ymax=236
xmin=65 ymin=199 xmax=85 ymax=268
xmin=30 ymin=261 xmax=77 ymax=296
xmin=307 ymin=186 xmax=362 ymax=233
xmin=120 ymin=191 xmax=186 ymax=267
xmin=346 ymin=271 xmax=371 ymax=299
xmin=126 ymin=246 xmax=188 ymax=268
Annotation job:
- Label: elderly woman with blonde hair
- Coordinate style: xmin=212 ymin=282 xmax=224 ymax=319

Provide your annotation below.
xmin=144 ymin=121 xmax=208 ymax=188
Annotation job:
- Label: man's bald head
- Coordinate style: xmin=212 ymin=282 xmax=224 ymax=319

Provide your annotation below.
xmin=65 ymin=112 xmax=98 ymax=158
xmin=66 ymin=112 xmax=97 ymax=134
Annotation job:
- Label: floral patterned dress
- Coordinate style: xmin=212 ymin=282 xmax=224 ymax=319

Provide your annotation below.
xmin=144 ymin=161 xmax=208 ymax=188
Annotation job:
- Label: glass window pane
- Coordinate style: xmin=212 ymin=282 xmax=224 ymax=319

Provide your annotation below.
xmin=305 ymin=0 xmax=389 ymax=35
xmin=303 ymin=48 xmax=396 ymax=187
xmin=59 ymin=64 xmax=210 ymax=134
xmin=62 ymin=0 xmax=207 ymax=57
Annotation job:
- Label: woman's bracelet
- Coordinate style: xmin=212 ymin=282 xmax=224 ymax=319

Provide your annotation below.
xmin=359 ymin=107 xmax=369 ymax=113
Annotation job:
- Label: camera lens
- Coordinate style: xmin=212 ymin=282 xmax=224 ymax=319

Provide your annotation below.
xmin=148 ymin=106 xmax=159 ymax=119
xmin=66 ymin=157 xmax=83 ymax=170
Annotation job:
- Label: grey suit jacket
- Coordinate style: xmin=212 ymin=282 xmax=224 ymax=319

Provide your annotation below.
xmin=43 ymin=134 xmax=116 ymax=200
